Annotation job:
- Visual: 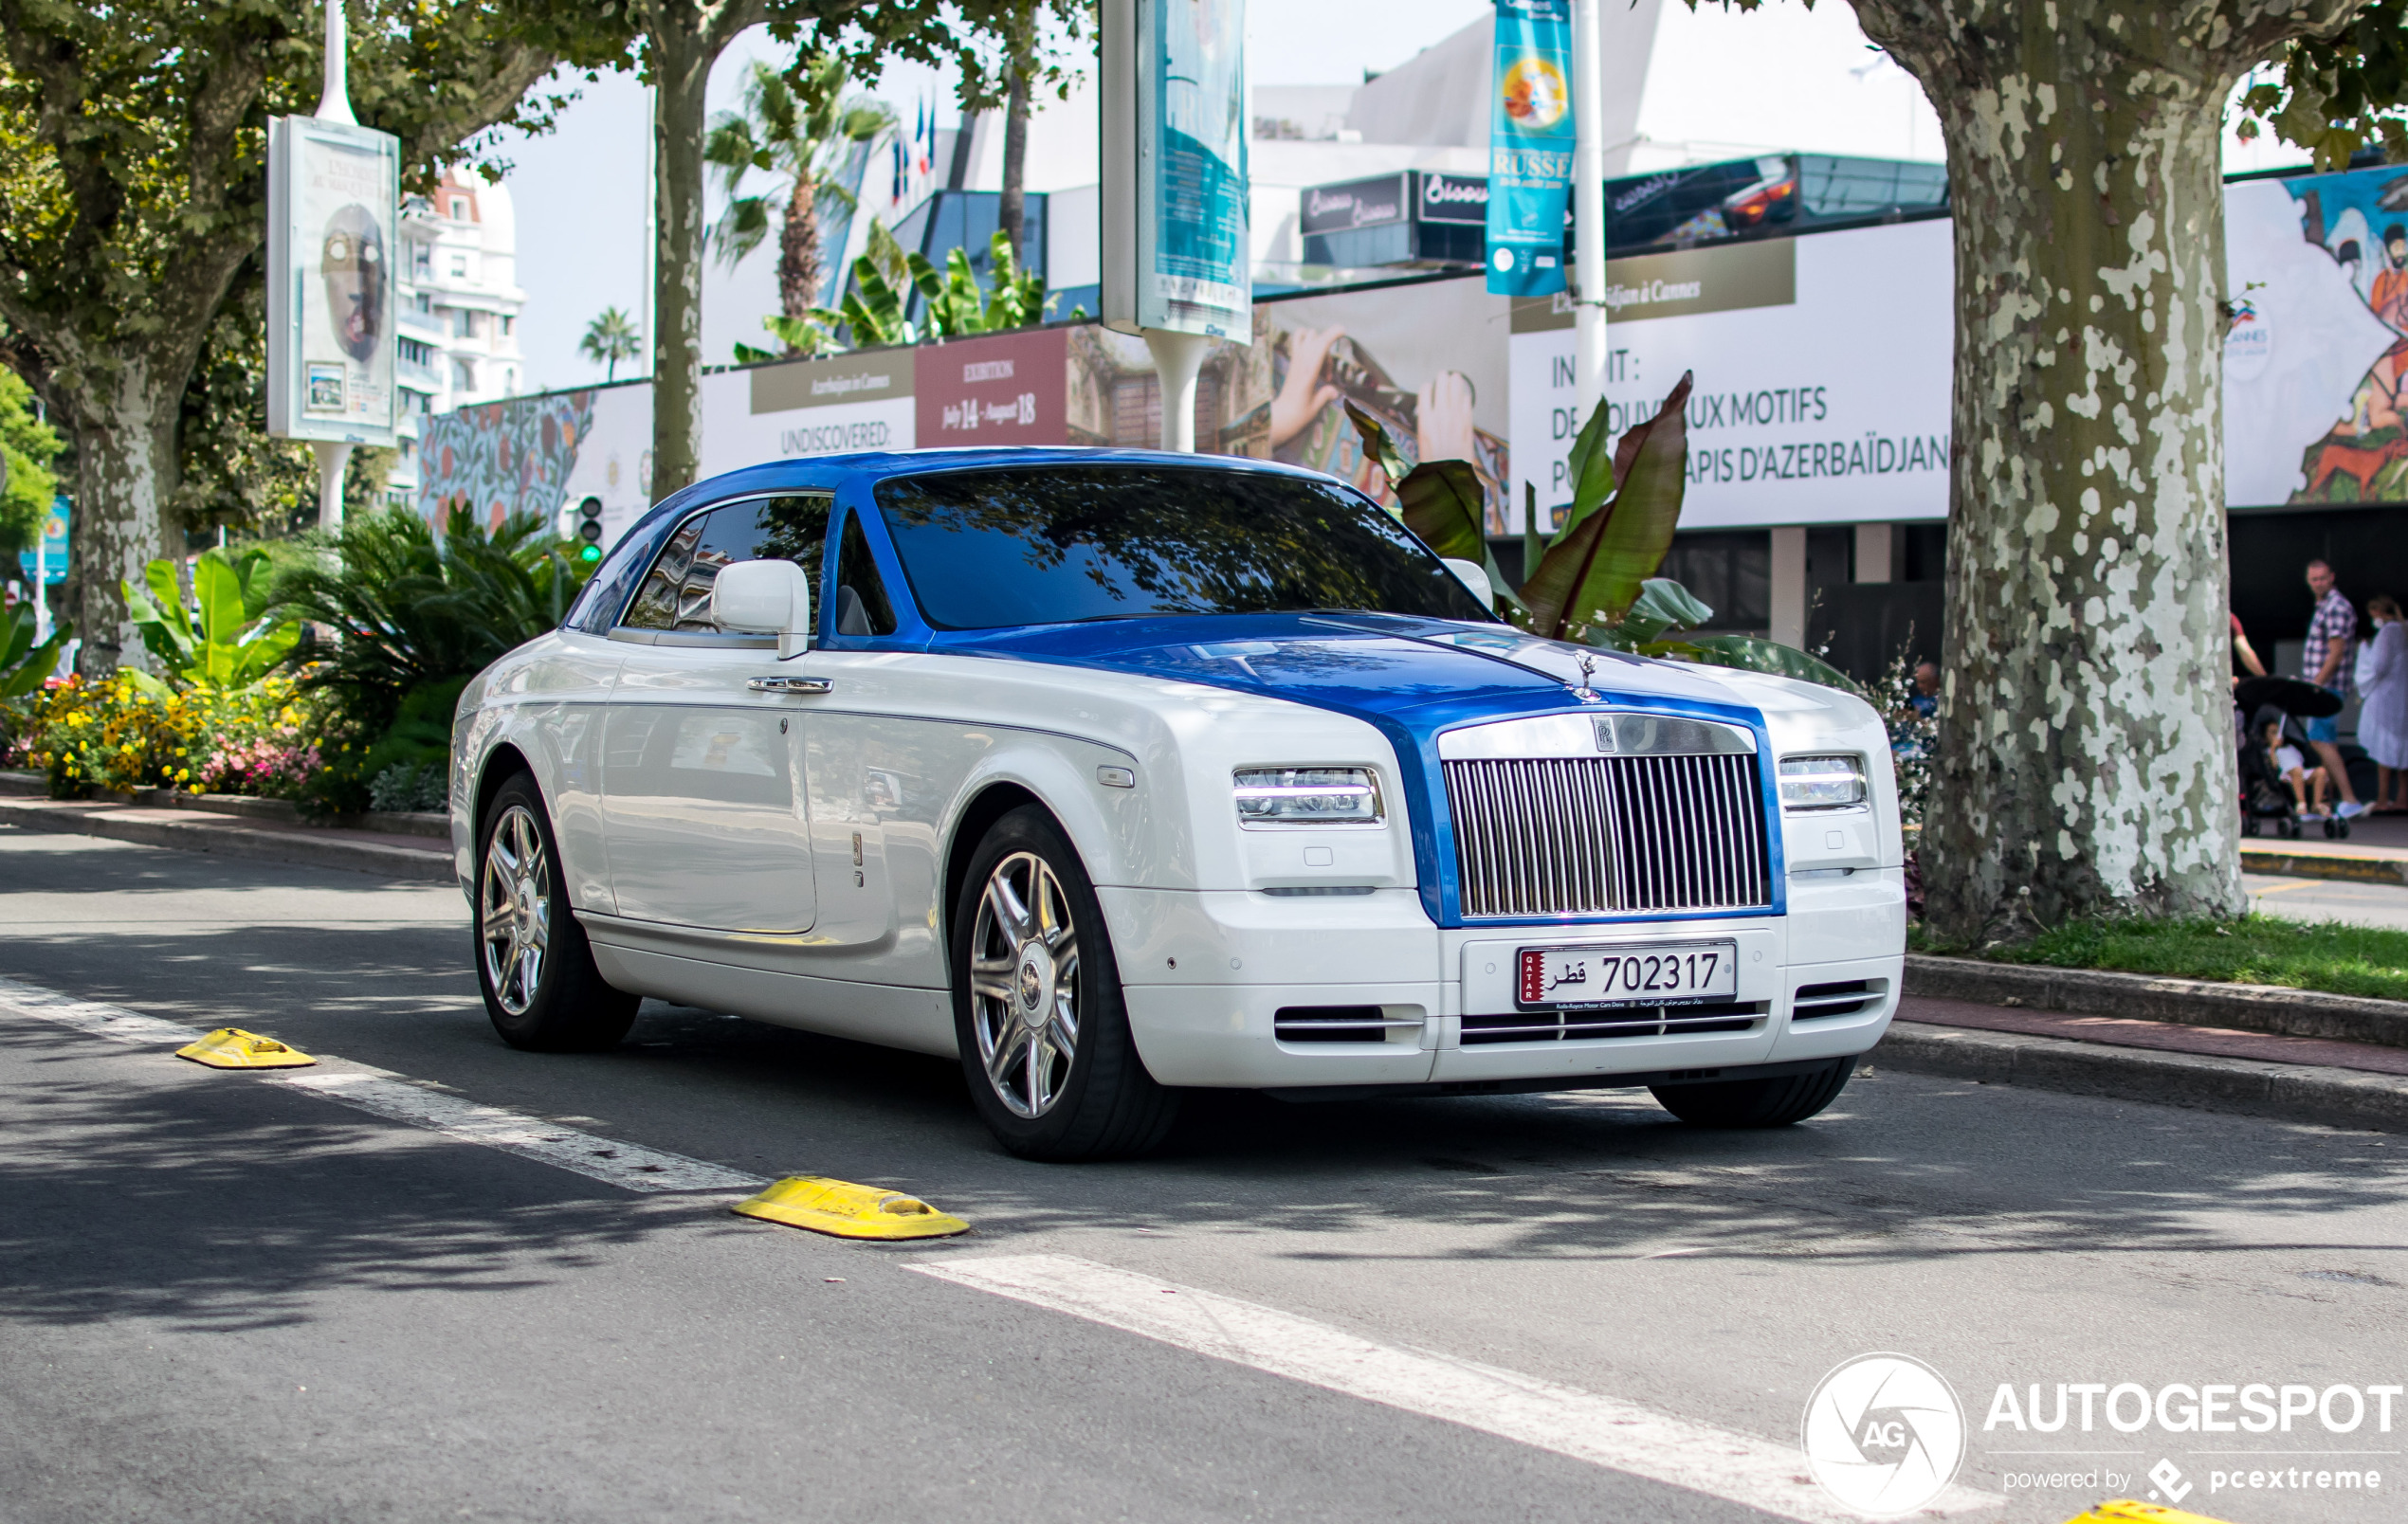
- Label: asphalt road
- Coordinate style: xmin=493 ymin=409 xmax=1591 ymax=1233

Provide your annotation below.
xmin=4 ymin=821 xmax=2406 ymax=1524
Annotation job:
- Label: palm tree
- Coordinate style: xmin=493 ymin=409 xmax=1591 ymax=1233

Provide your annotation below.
xmin=579 ymin=306 xmax=643 ymax=382
xmin=704 ymin=54 xmax=896 ymax=352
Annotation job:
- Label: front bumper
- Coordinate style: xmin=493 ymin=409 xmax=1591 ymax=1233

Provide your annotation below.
xmin=1103 ymin=870 xmax=1905 ymax=1090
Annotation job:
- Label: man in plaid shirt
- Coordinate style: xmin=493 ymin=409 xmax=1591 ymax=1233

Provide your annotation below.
xmin=2302 ymin=558 xmax=2368 ymax=819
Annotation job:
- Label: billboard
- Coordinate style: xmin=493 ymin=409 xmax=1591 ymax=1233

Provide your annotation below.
xmin=1102 ymin=0 xmax=1250 ymax=339
xmin=265 ymin=116 xmax=399 ymax=445
xmin=702 ymin=347 xmax=916 ymax=475
xmin=2225 ymin=164 xmax=2408 ymax=507
xmin=1508 ymin=220 xmax=1955 ymax=530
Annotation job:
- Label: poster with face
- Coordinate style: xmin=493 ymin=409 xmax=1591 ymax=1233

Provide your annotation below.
xmin=268 ymin=116 xmax=397 ymax=443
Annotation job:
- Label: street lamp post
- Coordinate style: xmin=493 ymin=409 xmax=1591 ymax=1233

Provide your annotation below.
xmin=1569 ymin=0 xmax=1609 ymax=430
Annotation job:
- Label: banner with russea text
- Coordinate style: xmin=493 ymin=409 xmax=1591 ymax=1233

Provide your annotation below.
xmin=1485 ymin=0 xmax=1574 ymax=297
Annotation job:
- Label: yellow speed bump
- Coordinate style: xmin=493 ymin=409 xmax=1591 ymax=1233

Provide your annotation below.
xmin=733 ymin=1176 xmax=969 ymax=1240
xmin=174 ymin=1028 xmax=318 ymax=1069
xmin=2065 ymin=1502 xmax=2239 ymax=1524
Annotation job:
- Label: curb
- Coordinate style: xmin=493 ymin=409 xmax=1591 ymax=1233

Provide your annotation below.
xmin=1904 ymin=952 xmax=2408 ymax=1050
xmin=2240 ymin=844 xmax=2408 ymax=887
xmin=1877 ymin=1021 xmax=2408 ymax=1134
xmin=0 ymin=795 xmax=454 ymax=883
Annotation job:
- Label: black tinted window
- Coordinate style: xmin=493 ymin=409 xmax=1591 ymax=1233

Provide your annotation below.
xmin=623 ymin=495 xmax=830 ymax=631
xmin=873 ymin=466 xmax=1490 ymax=630
xmin=834 ymin=515 xmax=898 ymax=637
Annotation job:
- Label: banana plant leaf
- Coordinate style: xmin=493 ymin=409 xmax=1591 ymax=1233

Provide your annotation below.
xmin=1596 ymin=577 xmax=1715 ymax=649
xmin=1669 ymin=633 xmax=1860 ymax=693
xmin=1554 ymin=390 xmax=1617 ymax=547
xmin=0 ymin=602 xmax=71 ymax=699
xmin=1342 ymin=403 xmax=1524 ymax=613
xmin=1520 ymin=371 xmax=1694 ymax=640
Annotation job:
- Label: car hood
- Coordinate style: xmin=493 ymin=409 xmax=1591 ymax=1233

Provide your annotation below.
xmin=948 ymin=611 xmax=1768 ymax=735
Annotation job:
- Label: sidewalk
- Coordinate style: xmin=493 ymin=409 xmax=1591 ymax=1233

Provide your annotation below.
xmin=2240 ymin=809 xmax=2408 ymax=885
xmin=0 ymin=782 xmax=454 ymax=883
xmin=1882 ymin=994 xmax=2408 ymax=1133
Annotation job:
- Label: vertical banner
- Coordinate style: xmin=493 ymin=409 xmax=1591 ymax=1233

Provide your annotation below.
xmin=265 ymin=115 xmax=400 ymax=446
xmin=1104 ymin=0 xmax=1252 ymax=340
xmin=1486 ymin=0 xmax=1575 ymax=297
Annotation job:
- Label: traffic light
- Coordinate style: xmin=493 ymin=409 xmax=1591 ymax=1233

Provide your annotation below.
xmin=575 ymin=497 xmax=604 ymax=558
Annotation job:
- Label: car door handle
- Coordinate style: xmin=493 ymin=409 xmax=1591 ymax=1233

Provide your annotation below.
xmin=747 ymin=676 xmax=833 ymax=695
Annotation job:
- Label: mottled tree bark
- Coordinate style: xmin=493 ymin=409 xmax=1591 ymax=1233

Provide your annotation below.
xmin=1852 ymin=0 xmax=2363 ymax=944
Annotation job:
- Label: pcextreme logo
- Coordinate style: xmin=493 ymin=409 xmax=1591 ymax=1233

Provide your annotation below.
xmin=1801 ymin=1352 xmax=1968 ymax=1516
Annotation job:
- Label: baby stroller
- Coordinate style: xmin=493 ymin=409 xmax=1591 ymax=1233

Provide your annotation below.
xmin=2235 ymin=678 xmax=2349 ymax=840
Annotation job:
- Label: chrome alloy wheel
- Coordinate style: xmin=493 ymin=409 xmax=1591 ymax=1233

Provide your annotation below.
xmin=968 ymin=850 xmax=1080 ymax=1119
xmin=480 ymin=804 xmax=552 ymax=1017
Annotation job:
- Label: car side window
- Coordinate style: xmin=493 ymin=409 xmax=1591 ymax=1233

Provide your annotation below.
xmin=833 ymin=513 xmax=899 ymax=638
xmin=620 ymin=495 xmax=831 ymax=632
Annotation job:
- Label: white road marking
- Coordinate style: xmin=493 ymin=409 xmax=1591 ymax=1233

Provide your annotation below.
xmin=0 ymin=974 xmax=764 ymax=1195
xmin=912 ymin=1254 xmax=2002 ymax=1524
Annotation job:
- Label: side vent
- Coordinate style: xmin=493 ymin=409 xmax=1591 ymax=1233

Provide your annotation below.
xmin=1274 ymin=1006 xmax=1421 ymax=1043
xmin=1791 ymin=979 xmax=1881 ymax=1021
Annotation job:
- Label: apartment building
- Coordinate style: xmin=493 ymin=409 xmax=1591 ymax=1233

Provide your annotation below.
xmin=388 ymin=168 xmax=527 ymax=503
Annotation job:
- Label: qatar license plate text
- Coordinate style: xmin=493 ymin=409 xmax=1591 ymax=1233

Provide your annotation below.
xmin=1516 ymin=941 xmax=1739 ymax=1010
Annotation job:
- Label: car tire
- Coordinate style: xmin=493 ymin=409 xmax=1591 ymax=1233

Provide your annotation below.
xmin=1649 ymin=1056 xmax=1855 ymax=1128
xmin=475 ymin=772 xmax=638 ymax=1053
xmin=950 ymin=805 xmax=1178 ymax=1161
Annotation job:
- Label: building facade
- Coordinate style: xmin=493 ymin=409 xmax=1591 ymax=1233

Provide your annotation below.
xmin=387 ymin=169 xmax=526 ymax=504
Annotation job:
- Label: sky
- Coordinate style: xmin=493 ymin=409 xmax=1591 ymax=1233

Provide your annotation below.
xmin=492 ymin=2 xmax=2315 ymax=396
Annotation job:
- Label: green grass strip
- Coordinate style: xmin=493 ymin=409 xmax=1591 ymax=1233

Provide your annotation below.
xmin=1912 ymin=914 xmax=2408 ymax=1004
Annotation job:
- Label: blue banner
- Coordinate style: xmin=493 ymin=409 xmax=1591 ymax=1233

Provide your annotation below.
xmin=16 ymin=495 xmax=66 ymax=586
xmin=1487 ymin=0 xmax=1574 ymax=297
xmin=1141 ymin=0 xmax=1250 ymax=337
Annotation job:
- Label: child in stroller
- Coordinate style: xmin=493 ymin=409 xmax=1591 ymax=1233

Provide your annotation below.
xmin=2240 ymin=710 xmax=2348 ymax=838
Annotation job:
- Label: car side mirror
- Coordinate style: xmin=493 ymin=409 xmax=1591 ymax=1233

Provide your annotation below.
xmin=711 ymin=559 xmax=813 ymax=658
xmin=1442 ymin=557 xmax=1493 ymax=611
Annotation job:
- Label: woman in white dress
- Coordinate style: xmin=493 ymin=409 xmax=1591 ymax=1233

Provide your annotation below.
xmin=2356 ymin=594 xmax=2408 ymax=811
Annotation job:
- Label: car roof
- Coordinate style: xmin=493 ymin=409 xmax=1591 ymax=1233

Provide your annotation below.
xmin=672 ymin=445 xmax=1339 ymax=502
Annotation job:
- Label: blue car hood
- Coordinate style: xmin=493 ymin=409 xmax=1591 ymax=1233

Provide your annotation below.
xmin=947 ymin=611 xmax=1757 ymax=729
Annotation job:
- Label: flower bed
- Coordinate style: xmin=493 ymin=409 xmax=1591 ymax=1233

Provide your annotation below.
xmin=3 ymin=672 xmax=345 ymax=801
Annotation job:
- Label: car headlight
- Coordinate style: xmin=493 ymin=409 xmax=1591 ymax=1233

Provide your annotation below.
xmin=1778 ymin=754 xmax=1866 ymax=810
xmin=1233 ymin=767 xmax=1384 ymax=827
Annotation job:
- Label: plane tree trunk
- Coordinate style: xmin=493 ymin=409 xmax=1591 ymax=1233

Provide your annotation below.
xmin=1850 ymin=0 xmax=2365 ymax=944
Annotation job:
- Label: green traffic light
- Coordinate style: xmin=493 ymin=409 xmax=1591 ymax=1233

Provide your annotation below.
xmin=579 ymin=544 xmax=602 ymax=562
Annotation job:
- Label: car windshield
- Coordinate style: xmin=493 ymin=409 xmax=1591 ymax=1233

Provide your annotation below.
xmin=873 ymin=464 xmax=1494 ymax=630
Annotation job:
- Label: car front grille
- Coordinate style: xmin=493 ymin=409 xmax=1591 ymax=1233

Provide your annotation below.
xmin=1443 ymin=753 xmax=1773 ymax=918
xmin=1460 ymin=1001 xmax=1764 ymax=1045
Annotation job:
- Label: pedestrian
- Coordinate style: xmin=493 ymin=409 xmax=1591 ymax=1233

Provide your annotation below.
xmin=1909 ymin=660 xmax=1939 ymax=717
xmin=2301 ymin=558 xmax=2370 ymax=819
xmin=2260 ymin=716 xmax=2332 ymax=818
xmin=2356 ymin=593 xmax=2408 ymax=811
xmin=2231 ymin=611 xmax=2267 ymax=679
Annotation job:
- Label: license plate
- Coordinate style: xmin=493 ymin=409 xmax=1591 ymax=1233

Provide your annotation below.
xmin=1516 ymin=941 xmax=1738 ymax=1010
